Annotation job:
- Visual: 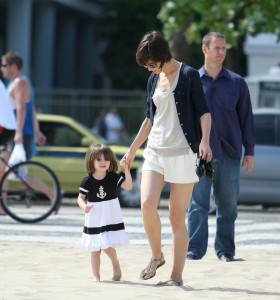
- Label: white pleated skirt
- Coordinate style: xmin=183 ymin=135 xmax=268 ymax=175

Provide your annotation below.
xmin=76 ymin=197 xmax=129 ymax=252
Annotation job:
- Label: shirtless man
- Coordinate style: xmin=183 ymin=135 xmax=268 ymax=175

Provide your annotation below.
xmin=1 ymin=51 xmax=45 ymax=156
xmin=0 ymin=52 xmax=52 ymax=213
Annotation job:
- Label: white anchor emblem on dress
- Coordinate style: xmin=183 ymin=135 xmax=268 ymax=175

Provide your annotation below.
xmin=97 ymin=186 xmax=106 ymax=199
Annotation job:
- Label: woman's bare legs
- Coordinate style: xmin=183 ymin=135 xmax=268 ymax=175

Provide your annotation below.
xmin=91 ymin=250 xmax=101 ymax=282
xmin=168 ymin=182 xmax=194 ymax=283
xmin=140 ymin=170 xmax=165 ymax=279
xmin=103 ymin=247 xmax=122 ymax=281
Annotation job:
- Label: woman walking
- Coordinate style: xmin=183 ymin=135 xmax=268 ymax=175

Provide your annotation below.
xmin=122 ymin=31 xmax=212 ymax=286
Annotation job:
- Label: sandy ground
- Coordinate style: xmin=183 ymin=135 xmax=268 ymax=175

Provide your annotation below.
xmin=0 ymin=243 xmax=280 ymax=300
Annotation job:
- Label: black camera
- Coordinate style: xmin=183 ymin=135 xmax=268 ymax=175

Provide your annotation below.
xmin=195 ymin=158 xmax=214 ymax=181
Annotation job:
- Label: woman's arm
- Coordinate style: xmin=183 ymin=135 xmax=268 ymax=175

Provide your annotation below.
xmin=122 ymin=117 xmax=151 ymax=169
xmin=199 ymin=112 xmax=212 ymax=161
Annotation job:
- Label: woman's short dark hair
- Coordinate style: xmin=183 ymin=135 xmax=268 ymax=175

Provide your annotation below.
xmin=136 ymin=31 xmax=172 ymax=67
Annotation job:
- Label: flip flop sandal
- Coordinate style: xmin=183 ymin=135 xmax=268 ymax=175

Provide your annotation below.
xmin=140 ymin=253 xmax=165 ymax=280
xmin=156 ymin=279 xmax=183 ymax=287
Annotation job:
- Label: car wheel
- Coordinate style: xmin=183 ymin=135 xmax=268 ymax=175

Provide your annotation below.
xmin=118 ymin=173 xmax=140 ymax=208
xmin=209 ymin=187 xmax=216 ymax=215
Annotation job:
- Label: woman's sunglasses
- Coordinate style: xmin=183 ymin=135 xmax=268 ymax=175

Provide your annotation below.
xmin=144 ymin=63 xmax=158 ymax=69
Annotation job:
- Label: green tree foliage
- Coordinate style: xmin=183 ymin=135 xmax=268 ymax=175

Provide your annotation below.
xmin=159 ymin=0 xmax=280 ymax=46
xmin=97 ymin=0 xmax=162 ymax=89
xmin=158 ymin=0 xmax=280 ymax=75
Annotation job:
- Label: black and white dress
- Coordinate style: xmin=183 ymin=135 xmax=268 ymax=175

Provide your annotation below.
xmin=76 ymin=172 xmax=129 ymax=252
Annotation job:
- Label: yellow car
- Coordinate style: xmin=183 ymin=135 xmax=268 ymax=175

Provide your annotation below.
xmin=33 ymin=114 xmax=143 ymax=207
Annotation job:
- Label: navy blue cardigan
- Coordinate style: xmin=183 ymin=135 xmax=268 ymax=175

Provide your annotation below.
xmin=145 ymin=63 xmax=210 ymax=153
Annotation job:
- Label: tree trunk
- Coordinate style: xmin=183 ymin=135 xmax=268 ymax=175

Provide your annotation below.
xmin=226 ymin=35 xmax=247 ymax=76
xmin=169 ymin=29 xmax=190 ymax=63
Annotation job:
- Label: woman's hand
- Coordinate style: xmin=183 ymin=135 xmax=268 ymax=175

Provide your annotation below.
xmin=199 ymin=140 xmax=212 ymax=162
xmin=199 ymin=112 xmax=212 ymax=161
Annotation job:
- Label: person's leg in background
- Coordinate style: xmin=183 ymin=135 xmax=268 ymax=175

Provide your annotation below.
xmin=187 ymin=159 xmax=218 ymax=259
xmin=23 ymin=135 xmax=54 ymax=201
xmin=0 ymin=129 xmax=14 ymax=215
xmin=0 ymin=150 xmax=10 ymax=215
xmin=214 ymin=153 xmax=240 ymax=261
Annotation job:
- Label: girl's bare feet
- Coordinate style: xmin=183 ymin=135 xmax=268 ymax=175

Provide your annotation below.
xmin=112 ymin=260 xmax=122 ymax=281
xmin=112 ymin=274 xmax=121 ymax=281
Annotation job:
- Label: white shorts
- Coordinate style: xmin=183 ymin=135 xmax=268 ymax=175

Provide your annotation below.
xmin=142 ymin=152 xmax=199 ymax=184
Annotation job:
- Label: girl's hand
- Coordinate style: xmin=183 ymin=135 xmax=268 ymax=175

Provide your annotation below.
xmin=84 ymin=203 xmax=93 ymax=213
xmin=120 ymin=158 xmax=128 ymax=172
xmin=120 ymin=157 xmax=126 ymax=168
xmin=120 ymin=159 xmax=133 ymax=190
xmin=121 ymin=149 xmax=135 ymax=171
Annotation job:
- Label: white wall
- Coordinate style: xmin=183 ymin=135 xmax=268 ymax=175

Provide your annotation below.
xmin=244 ymin=33 xmax=280 ymax=76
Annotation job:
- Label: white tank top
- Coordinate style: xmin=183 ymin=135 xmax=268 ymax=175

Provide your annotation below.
xmin=0 ymin=80 xmax=16 ymax=129
xmin=146 ymin=63 xmax=190 ymax=157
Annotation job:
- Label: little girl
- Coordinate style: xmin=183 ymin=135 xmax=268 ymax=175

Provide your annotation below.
xmin=76 ymin=144 xmax=132 ymax=282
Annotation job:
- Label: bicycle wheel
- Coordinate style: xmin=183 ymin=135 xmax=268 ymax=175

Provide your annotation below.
xmin=0 ymin=161 xmax=61 ymax=223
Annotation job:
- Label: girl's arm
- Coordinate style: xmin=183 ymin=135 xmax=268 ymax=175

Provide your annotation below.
xmin=120 ymin=163 xmax=133 ymax=190
xmin=77 ymin=193 xmax=93 ymax=213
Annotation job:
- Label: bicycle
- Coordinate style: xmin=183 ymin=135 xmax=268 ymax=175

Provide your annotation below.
xmin=0 ymin=147 xmax=61 ymax=223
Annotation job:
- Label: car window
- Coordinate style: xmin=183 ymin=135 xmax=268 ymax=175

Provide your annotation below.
xmin=40 ymin=121 xmax=83 ymax=147
xmin=254 ymin=115 xmax=276 ymax=146
xmin=277 ymin=116 xmax=280 ymax=146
